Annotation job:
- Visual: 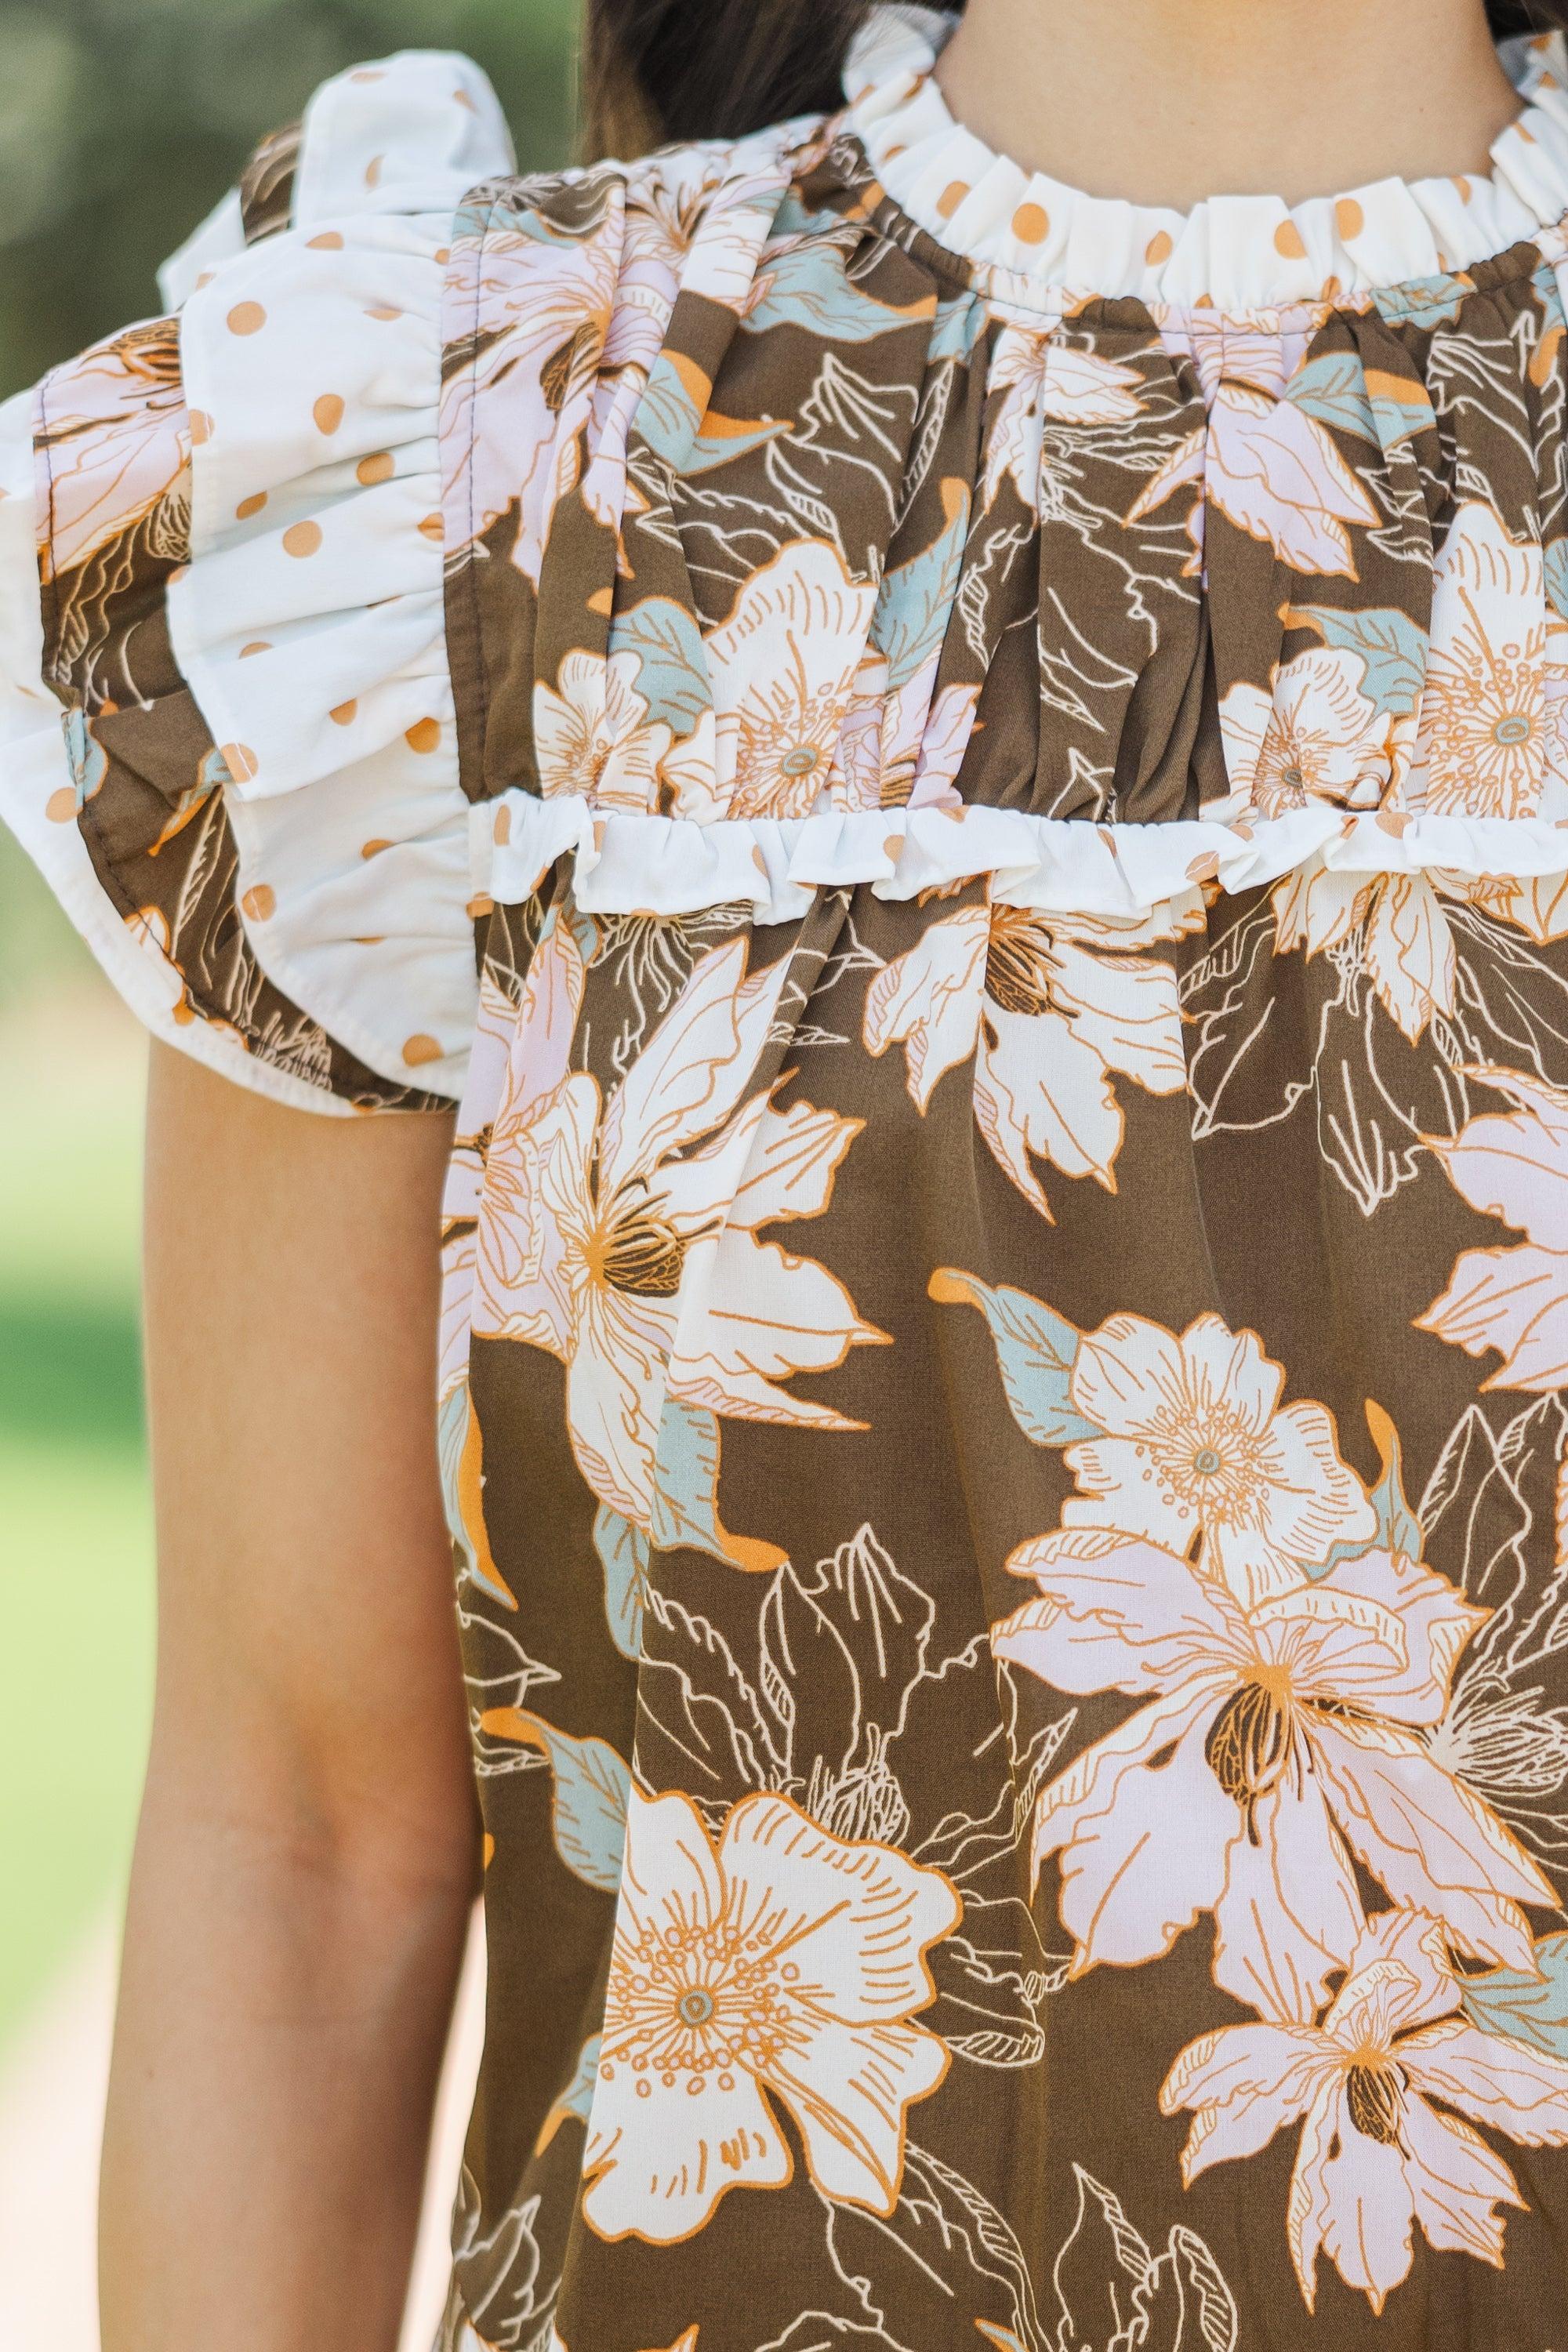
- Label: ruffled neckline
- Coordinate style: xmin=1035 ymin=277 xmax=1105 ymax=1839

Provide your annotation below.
xmin=844 ymin=3 xmax=1568 ymax=310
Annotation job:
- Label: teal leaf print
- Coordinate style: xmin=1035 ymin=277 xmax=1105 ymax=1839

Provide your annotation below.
xmin=929 ymin=1268 xmax=1102 ymax=1448
xmin=1365 ymin=1399 xmax=1425 ymax=1561
xmin=929 ymin=292 xmax=986 ymax=365
xmin=873 ymin=479 xmax=971 ymax=691
xmin=479 ymin=1708 xmax=631 ymax=1894
xmin=62 ymin=710 xmax=108 ymax=804
xmin=612 ymin=593 xmax=712 ymax=737
xmin=1461 ymin=1933 xmax=1568 ymax=2060
xmin=742 ymin=239 xmax=933 ymax=342
xmin=1287 ymin=602 xmax=1427 ymax=717
xmin=652 ymin=1397 xmax=788 ymax=1574
xmin=634 ymin=350 xmax=789 ymax=476
xmin=1287 ymin=354 xmax=1377 ymax=443
xmin=1546 ymin=538 xmax=1568 ymax=622
xmin=539 ymin=2033 xmax=603 ymax=2148
xmin=593 ymin=1504 xmax=649 ymax=1661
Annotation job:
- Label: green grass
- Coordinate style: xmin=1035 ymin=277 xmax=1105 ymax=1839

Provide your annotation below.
xmin=0 ymin=924 xmax=154 ymax=2046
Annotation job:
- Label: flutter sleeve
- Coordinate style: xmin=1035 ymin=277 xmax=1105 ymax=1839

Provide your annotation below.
xmin=0 ymin=50 xmax=514 ymax=1112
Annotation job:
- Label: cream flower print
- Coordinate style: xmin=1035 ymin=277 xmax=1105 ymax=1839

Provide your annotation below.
xmin=471 ymin=922 xmax=881 ymax=1526
xmin=1411 ymin=501 xmax=1568 ymax=817
xmin=36 ymin=319 xmax=186 ymax=581
xmin=981 ymin=324 xmax=1145 ymax=517
xmin=1420 ymin=1065 xmax=1568 ymax=1388
xmin=582 ymin=1785 xmax=960 ymax=2244
xmin=1160 ymin=1909 xmax=1568 ymax=2314
xmin=704 ymin=540 xmax=877 ymax=819
xmin=1131 ymin=381 xmax=1377 ymax=578
xmin=994 ymin=1527 xmax=1554 ymax=2014
xmin=1058 ymin=1311 xmax=1375 ymax=1605
xmin=1272 ymin=858 xmax=1458 ymax=1044
xmin=533 ymin=648 xmax=701 ymax=813
xmin=834 ymin=650 xmax=979 ymax=811
xmin=864 ymin=898 xmax=1189 ymax=1216
xmin=1219 ymin=647 xmax=1390 ymax=813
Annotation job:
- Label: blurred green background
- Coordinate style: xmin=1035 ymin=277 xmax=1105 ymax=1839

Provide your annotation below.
xmin=0 ymin=0 xmax=579 ymax=2057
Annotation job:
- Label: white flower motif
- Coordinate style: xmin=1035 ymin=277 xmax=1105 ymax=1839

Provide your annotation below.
xmin=1411 ymin=501 xmax=1568 ymax=817
xmin=583 ymin=1785 xmax=960 ymax=2244
xmin=982 ymin=324 xmax=1145 ymax=517
xmin=864 ymin=898 xmax=1190 ymax=1217
xmin=1161 ymin=1910 xmax=1568 ymax=2314
xmin=533 ymin=648 xmax=678 ymax=811
xmin=472 ymin=924 xmax=881 ymax=1526
xmin=704 ymin=540 xmax=877 ymax=819
xmin=1061 ymin=1311 xmax=1377 ymax=1606
xmin=1272 ymin=858 xmax=1460 ymax=1044
xmin=1220 ymin=648 xmax=1390 ymax=813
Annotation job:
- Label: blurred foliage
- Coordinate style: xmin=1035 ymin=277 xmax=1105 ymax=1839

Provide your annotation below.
xmin=0 ymin=0 xmax=579 ymax=1004
xmin=0 ymin=0 xmax=581 ymax=398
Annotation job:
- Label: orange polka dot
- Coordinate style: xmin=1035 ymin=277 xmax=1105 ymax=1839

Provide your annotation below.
xmin=402 ymin=1033 xmax=443 ymax=1068
xmin=235 ymin=492 xmax=267 ymax=521
xmin=308 ymin=230 xmax=345 ymax=250
xmin=1273 ymin=220 xmax=1308 ymax=261
xmin=239 ymin=641 xmax=271 ymax=658
xmin=167 ymin=565 xmax=189 ymax=587
xmin=1011 ymin=201 xmax=1050 ymax=245
xmin=365 ymin=305 xmax=402 ymax=322
xmin=418 ymin=513 xmax=445 ymax=543
xmin=406 ymin=718 xmax=441 ymax=753
xmin=313 ymin=394 xmax=345 ymax=434
xmin=358 ymin=452 xmax=394 ymax=486
xmin=434 ymin=246 xmax=451 ymax=265
xmin=330 ymin=700 xmax=358 ymax=726
xmin=466 ymin=894 xmax=495 ymax=920
xmin=936 ymin=180 xmax=970 ymax=220
xmin=1454 ymin=174 xmax=1473 ymax=203
xmin=361 ymin=837 xmax=392 ymax=858
xmin=227 ymin=301 xmax=266 ymax=336
xmin=1145 ymin=230 xmax=1174 ymax=267
xmin=45 ymin=786 xmax=78 ymax=823
xmin=455 ymin=87 xmax=477 ymax=112
xmin=282 ymin=520 xmax=322 ymax=557
xmin=241 ymin=883 xmax=275 ymax=920
xmin=222 ymin=743 xmax=260 ymax=782
xmin=365 ymin=156 xmax=383 ymax=191
xmin=195 ymin=270 xmax=215 ymax=291
xmin=493 ymin=804 xmax=512 ymax=846
xmin=350 ymin=67 xmax=385 ymax=82
xmin=189 ymin=410 xmax=214 ymax=445
xmin=1334 ymin=197 xmax=1364 ymax=241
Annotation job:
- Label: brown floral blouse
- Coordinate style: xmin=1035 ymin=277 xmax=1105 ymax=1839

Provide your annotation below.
xmin=9 ymin=9 xmax=1568 ymax=2345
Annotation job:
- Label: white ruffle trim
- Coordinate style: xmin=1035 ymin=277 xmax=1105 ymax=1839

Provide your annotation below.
xmin=846 ymin=5 xmax=1568 ymax=310
xmin=476 ymin=789 xmax=1568 ymax=924
xmin=0 ymin=390 xmax=355 ymax=1115
xmin=164 ymin=50 xmax=513 ymax=1101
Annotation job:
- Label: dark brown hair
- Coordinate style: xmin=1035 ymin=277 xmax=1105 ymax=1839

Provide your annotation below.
xmin=584 ymin=0 xmax=1568 ymax=158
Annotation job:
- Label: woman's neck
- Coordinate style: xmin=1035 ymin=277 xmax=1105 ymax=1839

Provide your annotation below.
xmin=935 ymin=0 xmax=1525 ymax=209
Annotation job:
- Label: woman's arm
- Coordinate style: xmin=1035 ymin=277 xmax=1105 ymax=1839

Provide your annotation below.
xmin=100 ymin=1043 xmax=478 ymax=2352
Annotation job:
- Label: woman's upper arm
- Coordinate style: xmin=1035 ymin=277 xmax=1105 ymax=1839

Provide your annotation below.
xmin=141 ymin=1040 xmax=473 ymax=1870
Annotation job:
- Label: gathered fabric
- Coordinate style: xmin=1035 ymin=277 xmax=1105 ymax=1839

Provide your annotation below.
xmin=10 ymin=13 xmax=1568 ymax=2350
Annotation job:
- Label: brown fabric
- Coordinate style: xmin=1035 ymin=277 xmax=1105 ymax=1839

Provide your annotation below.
xmin=426 ymin=125 xmax=1568 ymax=2350
xmin=238 ymin=119 xmax=301 ymax=245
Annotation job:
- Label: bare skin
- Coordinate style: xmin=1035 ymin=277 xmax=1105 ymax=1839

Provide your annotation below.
xmin=100 ymin=1047 xmax=476 ymax=2350
xmin=101 ymin=5 xmax=1524 ymax=2346
xmin=938 ymin=0 xmax=1524 ymax=210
